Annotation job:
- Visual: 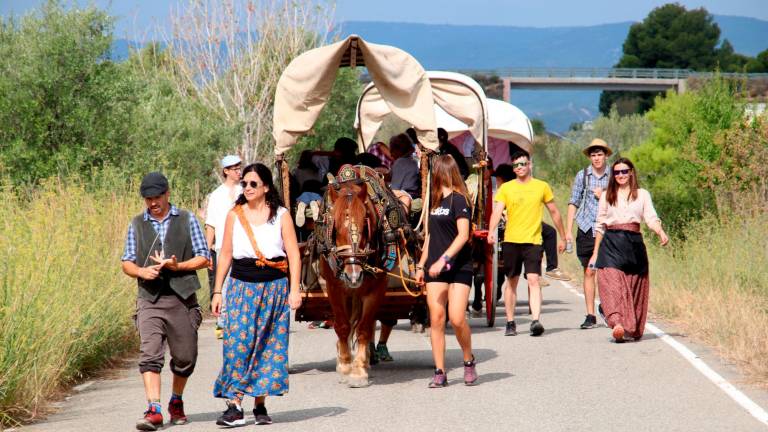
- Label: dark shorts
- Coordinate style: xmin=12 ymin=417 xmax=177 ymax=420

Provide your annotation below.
xmin=502 ymin=242 xmax=543 ymax=277
xmin=576 ymin=229 xmax=596 ymax=269
xmin=425 ymin=269 xmax=473 ymax=286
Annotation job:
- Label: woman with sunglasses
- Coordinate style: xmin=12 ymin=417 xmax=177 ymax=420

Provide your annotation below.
xmin=588 ymin=158 xmax=669 ymax=343
xmin=211 ymin=163 xmax=302 ymax=426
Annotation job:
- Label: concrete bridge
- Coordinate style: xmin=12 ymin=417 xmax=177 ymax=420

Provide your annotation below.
xmin=460 ymin=68 xmax=768 ymax=102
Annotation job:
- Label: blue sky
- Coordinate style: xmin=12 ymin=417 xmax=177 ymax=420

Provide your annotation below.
xmin=1 ymin=0 xmax=767 ymax=40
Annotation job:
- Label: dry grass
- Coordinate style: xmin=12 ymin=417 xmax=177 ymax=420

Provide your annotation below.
xmin=0 ymin=179 xmax=209 ymax=426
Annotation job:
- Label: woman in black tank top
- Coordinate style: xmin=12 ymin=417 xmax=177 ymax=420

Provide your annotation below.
xmin=415 ymin=155 xmax=478 ymax=388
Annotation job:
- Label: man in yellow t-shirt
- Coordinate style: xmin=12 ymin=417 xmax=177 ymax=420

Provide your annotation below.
xmin=488 ymin=150 xmax=566 ymax=337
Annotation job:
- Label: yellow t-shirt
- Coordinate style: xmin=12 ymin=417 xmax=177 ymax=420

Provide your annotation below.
xmin=493 ymin=178 xmax=554 ymax=244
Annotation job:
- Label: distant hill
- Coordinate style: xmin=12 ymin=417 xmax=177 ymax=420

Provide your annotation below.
xmin=338 ymin=16 xmax=768 ymax=131
xmin=112 ymin=16 xmax=768 ymax=132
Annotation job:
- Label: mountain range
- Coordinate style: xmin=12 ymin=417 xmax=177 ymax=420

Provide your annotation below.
xmin=113 ymin=15 xmax=768 ymax=131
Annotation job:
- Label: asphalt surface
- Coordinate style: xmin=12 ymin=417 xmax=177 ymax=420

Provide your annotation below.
xmin=18 ymin=279 xmax=768 ymax=432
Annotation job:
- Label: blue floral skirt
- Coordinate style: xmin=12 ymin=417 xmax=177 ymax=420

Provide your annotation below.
xmin=213 ymin=277 xmax=290 ymax=399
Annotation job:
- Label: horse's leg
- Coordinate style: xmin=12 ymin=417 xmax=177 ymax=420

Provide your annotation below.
xmin=325 ymin=275 xmax=353 ymax=379
xmin=348 ymin=277 xmax=387 ymax=388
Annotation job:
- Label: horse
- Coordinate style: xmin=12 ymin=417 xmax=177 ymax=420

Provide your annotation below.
xmin=317 ymin=173 xmax=389 ymax=388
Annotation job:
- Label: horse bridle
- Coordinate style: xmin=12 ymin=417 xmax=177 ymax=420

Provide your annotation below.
xmin=323 ymin=183 xmax=378 ymax=282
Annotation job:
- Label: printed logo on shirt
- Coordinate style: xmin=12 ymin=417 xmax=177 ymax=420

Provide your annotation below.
xmin=431 ymin=207 xmax=450 ymax=216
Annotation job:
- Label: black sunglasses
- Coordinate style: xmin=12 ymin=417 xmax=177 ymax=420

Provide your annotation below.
xmin=613 ymin=169 xmax=631 ymax=176
xmin=240 ymin=180 xmax=262 ymax=188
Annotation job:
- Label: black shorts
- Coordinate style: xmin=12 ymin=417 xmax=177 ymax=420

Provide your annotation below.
xmin=502 ymin=242 xmax=543 ymax=277
xmin=425 ymin=269 xmax=473 ymax=286
xmin=576 ymin=229 xmax=595 ymax=268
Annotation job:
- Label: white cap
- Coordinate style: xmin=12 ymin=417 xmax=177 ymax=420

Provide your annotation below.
xmin=220 ymin=155 xmax=241 ymax=168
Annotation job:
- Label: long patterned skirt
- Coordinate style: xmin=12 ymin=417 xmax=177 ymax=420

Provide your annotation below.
xmin=597 ymin=268 xmax=650 ymax=339
xmin=213 ymin=277 xmax=290 ymax=399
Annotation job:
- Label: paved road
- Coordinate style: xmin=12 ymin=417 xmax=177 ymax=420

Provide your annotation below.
xmin=19 ymin=280 xmax=768 ymax=432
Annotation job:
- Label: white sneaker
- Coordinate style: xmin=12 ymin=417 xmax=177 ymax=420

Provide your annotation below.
xmin=296 ymin=202 xmax=307 ymax=227
xmin=309 ymin=200 xmax=320 ymax=220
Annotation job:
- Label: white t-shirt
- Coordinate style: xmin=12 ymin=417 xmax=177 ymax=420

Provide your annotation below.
xmin=205 ymin=183 xmax=242 ymax=252
xmin=232 ymin=207 xmax=288 ymax=260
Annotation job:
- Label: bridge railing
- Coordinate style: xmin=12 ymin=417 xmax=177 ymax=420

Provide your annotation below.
xmin=459 ymin=67 xmax=768 ymax=79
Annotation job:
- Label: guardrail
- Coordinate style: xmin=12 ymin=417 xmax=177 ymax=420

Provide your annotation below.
xmin=460 ymin=67 xmax=768 ymax=79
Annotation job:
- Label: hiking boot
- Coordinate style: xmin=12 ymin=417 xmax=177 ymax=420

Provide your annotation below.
xmin=136 ymin=405 xmax=163 ymax=431
xmin=254 ymin=405 xmax=273 ymax=425
xmin=428 ymin=369 xmax=447 ymax=388
xmin=598 ymin=303 xmax=607 ymax=326
xmin=580 ymin=314 xmax=597 ymax=329
xmin=504 ymin=321 xmax=517 ymax=336
xmin=168 ymin=398 xmax=187 ymax=425
xmin=545 ymin=268 xmax=570 ymax=281
xmin=216 ymin=402 xmax=245 ymax=427
xmin=612 ymin=324 xmax=625 ymax=343
xmin=530 ymin=320 xmax=545 ymax=336
xmin=463 ymin=356 xmax=478 ymax=386
xmin=376 ymin=343 xmax=393 ymax=362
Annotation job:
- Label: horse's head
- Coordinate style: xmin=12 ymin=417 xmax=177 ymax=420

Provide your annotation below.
xmin=327 ymin=181 xmax=377 ymax=289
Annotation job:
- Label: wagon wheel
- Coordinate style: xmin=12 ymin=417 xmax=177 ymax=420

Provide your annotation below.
xmin=484 ymin=241 xmax=497 ymax=327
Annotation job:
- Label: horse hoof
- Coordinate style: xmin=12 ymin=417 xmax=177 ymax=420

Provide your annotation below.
xmin=347 ymin=376 xmax=371 ymax=388
xmin=337 ymin=364 xmax=352 ymax=376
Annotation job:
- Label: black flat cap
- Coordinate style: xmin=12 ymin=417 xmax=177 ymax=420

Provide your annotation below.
xmin=140 ymin=172 xmax=169 ymax=197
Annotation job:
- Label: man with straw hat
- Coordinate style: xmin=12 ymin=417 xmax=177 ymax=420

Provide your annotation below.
xmin=566 ymin=138 xmax=612 ymax=330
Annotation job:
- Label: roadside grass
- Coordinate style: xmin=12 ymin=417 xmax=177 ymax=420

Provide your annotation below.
xmin=549 ymin=182 xmax=768 ymax=386
xmin=0 ymin=179 xmax=209 ymax=426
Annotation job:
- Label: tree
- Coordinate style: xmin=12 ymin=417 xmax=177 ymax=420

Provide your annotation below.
xmin=745 ymin=48 xmax=768 ymax=73
xmin=530 ymin=118 xmax=546 ymax=136
xmin=163 ymin=0 xmax=334 ymax=164
xmin=599 ymin=4 xmax=721 ymax=115
xmin=0 ymin=1 xmax=136 ymax=182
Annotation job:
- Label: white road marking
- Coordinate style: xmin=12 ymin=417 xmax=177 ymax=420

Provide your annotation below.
xmin=559 ymin=279 xmax=768 ymax=427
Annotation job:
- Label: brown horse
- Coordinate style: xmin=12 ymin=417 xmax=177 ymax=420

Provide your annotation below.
xmin=319 ymin=179 xmax=388 ymax=388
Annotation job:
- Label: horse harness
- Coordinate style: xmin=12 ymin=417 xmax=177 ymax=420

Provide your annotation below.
xmin=310 ymin=164 xmax=415 ymax=283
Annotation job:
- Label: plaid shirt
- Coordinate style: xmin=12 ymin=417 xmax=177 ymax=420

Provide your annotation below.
xmin=121 ymin=205 xmax=210 ymax=264
xmin=568 ymin=166 xmax=610 ymax=236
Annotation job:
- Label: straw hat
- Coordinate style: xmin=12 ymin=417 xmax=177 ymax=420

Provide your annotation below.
xmin=582 ymin=138 xmax=613 ymax=157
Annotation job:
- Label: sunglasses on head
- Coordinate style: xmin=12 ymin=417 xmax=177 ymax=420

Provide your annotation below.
xmin=613 ymin=169 xmax=631 ymax=176
xmin=512 ymin=161 xmax=528 ymax=168
xmin=240 ymin=180 xmax=261 ymax=188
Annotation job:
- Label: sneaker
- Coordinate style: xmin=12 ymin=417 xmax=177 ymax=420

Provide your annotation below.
xmin=428 ymin=369 xmax=447 ymax=388
xmin=216 ymin=402 xmax=245 ymax=427
xmin=530 ymin=320 xmax=545 ymax=336
xmin=295 ymin=202 xmax=306 ymax=227
xmin=215 ymin=327 xmax=224 ymax=339
xmin=309 ymin=200 xmax=320 ymax=220
xmin=253 ymin=405 xmax=273 ymax=425
xmin=168 ymin=398 xmax=187 ymax=425
xmin=376 ymin=343 xmax=393 ymax=362
xmin=504 ymin=321 xmax=517 ymax=336
xmin=544 ymin=268 xmax=570 ymax=281
xmin=580 ymin=314 xmax=597 ymax=329
xmin=136 ymin=405 xmax=163 ymax=431
xmin=539 ymin=277 xmax=550 ymax=287
xmin=463 ymin=356 xmax=478 ymax=385
xmin=369 ymin=341 xmax=379 ymax=365
xmin=597 ymin=303 xmax=607 ymax=326
xmin=612 ymin=324 xmax=625 ymax=343
xmin=470 ymin=308 xmax=484 ymax=318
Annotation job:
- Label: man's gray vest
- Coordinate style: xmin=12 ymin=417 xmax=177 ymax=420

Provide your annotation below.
xmin=132 ymin=209 xmax=201 ymax=302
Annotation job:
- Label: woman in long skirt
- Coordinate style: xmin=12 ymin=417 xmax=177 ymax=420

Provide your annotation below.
xmin=588 ymin=158 xmax=669 ymax=343
xmin=211 ymin=163 xmax=301 ymax=425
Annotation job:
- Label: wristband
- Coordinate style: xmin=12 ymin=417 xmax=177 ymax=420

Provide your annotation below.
xmin=442 ymin=255 xmax=452 ymax=271
xmin=415 ymin=265 xmax=424 ymax=271
xmin=213 ymin=292 xmax=222 ymax=295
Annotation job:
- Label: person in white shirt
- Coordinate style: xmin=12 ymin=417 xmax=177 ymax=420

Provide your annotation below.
xmin=205 ymin=155 xmax=242 ymax=338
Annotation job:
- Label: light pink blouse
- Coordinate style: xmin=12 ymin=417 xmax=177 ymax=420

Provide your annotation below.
xmin=595 ymin=188 xmax=661 ymax=235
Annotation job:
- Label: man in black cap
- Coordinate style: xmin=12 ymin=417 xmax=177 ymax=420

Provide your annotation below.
xmin=121 ymin=172 xmax=210 ymax=431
